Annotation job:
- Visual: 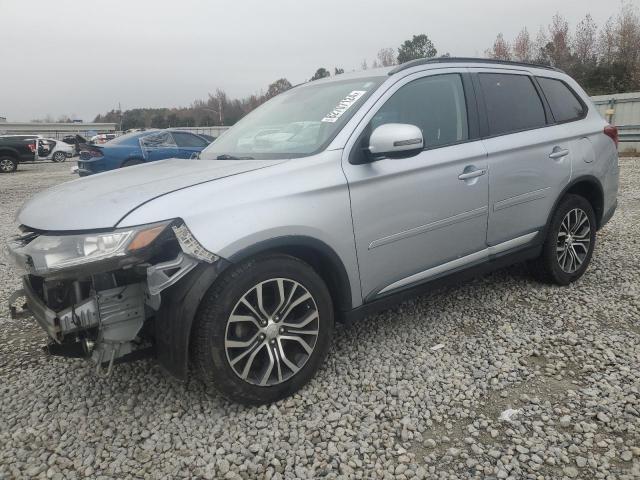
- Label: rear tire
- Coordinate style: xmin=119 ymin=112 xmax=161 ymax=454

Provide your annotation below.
xmin=529 ymin=194 xmax=596 ymax=285
xmin=191 ymin=254 xmax=334 ymax=405
xmin=0 ymin=156 xmax=17 ymax=173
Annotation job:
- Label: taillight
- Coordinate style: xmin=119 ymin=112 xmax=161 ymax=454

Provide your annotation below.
xmin=27 ymin=142 xmax=36 ymax=153
xmin=604 ymin=125 xmax=618 ymax=147
xmin=83 ymin=149 xmax=103 ymax=158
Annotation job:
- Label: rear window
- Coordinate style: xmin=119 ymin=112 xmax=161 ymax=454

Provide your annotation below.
xmin=536 ymin=77 xmax=585 ymax=123
xmin=478 ymin=73 xmax=546 ymax=136
xmin=172 ymin=132 xmax=209 ymax=148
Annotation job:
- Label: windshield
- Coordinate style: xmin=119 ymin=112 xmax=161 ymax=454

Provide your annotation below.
xmin=200 ymin=76 xmax=385 ymax=160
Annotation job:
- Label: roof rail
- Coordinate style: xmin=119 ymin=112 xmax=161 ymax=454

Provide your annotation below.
xmin=388 ymin=57 xmax=561 ymax=75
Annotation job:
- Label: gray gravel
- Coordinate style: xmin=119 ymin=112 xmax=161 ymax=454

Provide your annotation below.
xmin=1 ymin=159 xmax=639 ymax=479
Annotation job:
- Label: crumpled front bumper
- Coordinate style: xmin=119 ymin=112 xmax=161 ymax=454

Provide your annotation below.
xmin=9 ymin=276 xmax=99 ymax=343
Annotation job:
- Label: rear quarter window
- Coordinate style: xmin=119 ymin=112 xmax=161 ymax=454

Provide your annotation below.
xmin=478 ymin=73 xmax=547 ymax=136
xmin=536 ymin=77 xmax=586 ymax=123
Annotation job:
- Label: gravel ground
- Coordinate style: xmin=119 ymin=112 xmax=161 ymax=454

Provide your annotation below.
xmin=1 ymin=159 xmax=639 ymax=480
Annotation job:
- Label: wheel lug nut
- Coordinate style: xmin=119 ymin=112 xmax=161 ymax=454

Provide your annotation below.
xmin=279 ymin=328 xmax=284 ymax=334
xmin=270 ymin=339 xmax=276 ymax=345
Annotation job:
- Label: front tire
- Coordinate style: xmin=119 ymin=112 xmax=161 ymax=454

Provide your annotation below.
xmin=52 ymin=151 xmax=67 ymax=162
xmin=529 ymin=194 xmax=596 ymax=285
xmin=191 ymin=254 xmax=334 ymax=404
xmin=0 ymin=156 xmax=17 ymax=173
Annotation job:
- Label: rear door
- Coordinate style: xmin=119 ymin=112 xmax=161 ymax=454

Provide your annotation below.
xmin=474 ymin=70 xmax=572 ymax=246
xmin=140 ymin=132 xmax=178 ymax=162
xmin=172 ymin=132 xmax=210 ymax=158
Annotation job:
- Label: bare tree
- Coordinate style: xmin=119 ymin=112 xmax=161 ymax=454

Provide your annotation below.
xmin=573 ymin=14 xmax=598 ymax=64
xmin=486 ymin=33 xmax=511 ymax=60
xmin=361 ymin=59 xmax=368 ymax=70
xmin=547 ymin=13 xmax=572 ymax=68
xmin=534 ymin=26 xmax=551 ymax=64
xmin=615 ymin=3 xmax=640 ymax=66
xmin=598 ymin=16 xmax=616 ymax=61
xmin=513 ymin=27 xmax=533 ymax=62
xmin=376 ymin=47 xmax=396 ymax=67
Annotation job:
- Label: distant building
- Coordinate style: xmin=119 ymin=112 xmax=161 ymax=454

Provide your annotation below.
xmin=0 ymin=116 xmax=6 ymax=123
xmin=0 ymin=121 xmax=116 ymax=140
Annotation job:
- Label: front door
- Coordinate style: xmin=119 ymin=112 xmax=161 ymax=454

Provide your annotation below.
xmin=473 ymin=70 xmax=572 ymax=246
xmin=342 ymin=71 xmax=489 ymax=300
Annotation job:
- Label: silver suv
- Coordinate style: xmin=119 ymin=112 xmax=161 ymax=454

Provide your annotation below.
xmin=8 ymin=58 xmax=619 ymax=404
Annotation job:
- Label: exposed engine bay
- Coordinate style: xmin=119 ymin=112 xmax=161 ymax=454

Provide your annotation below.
xmin=7 ymin=222 xmax=217 ymax=376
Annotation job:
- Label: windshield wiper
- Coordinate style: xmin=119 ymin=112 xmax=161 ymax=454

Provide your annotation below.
xmin=216 ymin=154 xmax=255 ymax=160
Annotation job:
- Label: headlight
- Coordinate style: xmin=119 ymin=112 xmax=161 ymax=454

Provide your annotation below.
xmin=8 ymin=221 xmax=170 ymax=276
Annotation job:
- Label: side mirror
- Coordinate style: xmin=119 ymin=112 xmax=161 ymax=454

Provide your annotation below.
xmin=368 ymin=123 xmax=423 ymax=157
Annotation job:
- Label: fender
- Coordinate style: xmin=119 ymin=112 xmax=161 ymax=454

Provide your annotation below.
xmin=228 ymin=235 xmax=355 ymax=314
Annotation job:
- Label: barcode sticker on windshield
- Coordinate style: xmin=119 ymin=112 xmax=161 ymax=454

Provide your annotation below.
xmin=321 ymin=90 xmax=366 ymax=123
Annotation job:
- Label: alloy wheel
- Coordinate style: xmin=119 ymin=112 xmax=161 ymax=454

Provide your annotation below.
xmin=224 ymin=278 xmax=320 ymax=386
xmin=53 ymin=152 xmax=66 ymax=162
xmin=0 ymin=159 xmax=15 ymax=172
xmin=556 ymin=208 xmax=591 ymax=274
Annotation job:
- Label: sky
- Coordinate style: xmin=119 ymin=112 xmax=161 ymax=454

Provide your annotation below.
xmin=0 ymin=0 xmax=632 ymax=122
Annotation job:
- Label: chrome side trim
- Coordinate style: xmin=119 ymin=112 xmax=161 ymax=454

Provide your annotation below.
xmin=368 ymin=206 xmax=488 ymax=250
xmin=493 ymin=187 xmax=550 ymax=212
xmin=377 ymin=231 xmax=538 ymax=295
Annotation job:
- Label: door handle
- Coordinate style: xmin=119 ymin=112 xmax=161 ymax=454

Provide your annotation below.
xmin=458 ymin=168 xmax=487 ymax=180
xmin=549 ymin=148 xmax=569 ymax=159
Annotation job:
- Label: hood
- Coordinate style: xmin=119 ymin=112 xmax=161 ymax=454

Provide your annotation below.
xmin=18 ymin=158 xmax=285 ymax=231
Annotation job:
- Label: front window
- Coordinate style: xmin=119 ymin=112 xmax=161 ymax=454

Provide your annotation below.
xmin=200 ymin=76 xmax=385 ymax=160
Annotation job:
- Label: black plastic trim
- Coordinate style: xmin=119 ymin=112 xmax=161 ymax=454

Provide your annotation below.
xmin=155 ymin=259 xmax=231 ymax=381
xmin=339 ymin=244 xmax=541 ymax=324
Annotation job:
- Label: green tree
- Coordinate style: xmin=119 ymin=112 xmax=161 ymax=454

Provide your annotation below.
xmin=266 ymin=78 xmax=292 ymax=99
xmin=397 ymin=34 xmax=437 ymax=64
xmin=310 ymin=67 xmax=330 ymax=81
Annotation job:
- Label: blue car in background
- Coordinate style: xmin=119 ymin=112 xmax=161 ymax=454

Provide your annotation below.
xmin=76 ymin=129 xmax=213 ymax=176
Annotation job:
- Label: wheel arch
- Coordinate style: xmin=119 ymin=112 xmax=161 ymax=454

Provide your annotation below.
xmin=547 ymin=176 xmax=605 ymax=232
xmin=227 ymin=236 xmax=354 ymax=315
xmin=155 ymin=236 xmax=354 ymax=381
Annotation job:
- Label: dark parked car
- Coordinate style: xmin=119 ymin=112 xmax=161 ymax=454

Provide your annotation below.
xmin=76 ymin=129 xmax=212 ymax=176
xmin=0 ymin=136 xmax=36 ymax=173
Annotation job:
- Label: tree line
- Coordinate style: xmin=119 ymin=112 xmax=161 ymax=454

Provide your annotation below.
xmin=485 ymin=3 xmax=640 ymax=94
xmin=93 ymin=3 xmax=638 ymax=129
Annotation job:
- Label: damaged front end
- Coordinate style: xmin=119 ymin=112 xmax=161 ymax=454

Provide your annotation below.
xmin=6 ymin=220 xmax=222 ymax=376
